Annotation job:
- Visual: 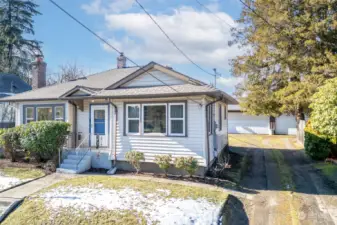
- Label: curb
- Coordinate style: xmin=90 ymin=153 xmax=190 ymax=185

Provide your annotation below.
xmin=0 ymin=174 xmax=47 ymax=194
xmin=0 ymin=197 xmax=24 ymax=223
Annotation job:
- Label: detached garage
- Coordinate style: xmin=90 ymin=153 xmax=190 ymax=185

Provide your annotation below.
xmin=228 ymin=105 xmax=297 ymax=135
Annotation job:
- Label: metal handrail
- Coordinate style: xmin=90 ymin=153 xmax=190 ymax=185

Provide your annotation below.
xmin=74 ymin=134 xmax=91 ymax=171
xmin=76 ymin=147 xmax=91 ymax=171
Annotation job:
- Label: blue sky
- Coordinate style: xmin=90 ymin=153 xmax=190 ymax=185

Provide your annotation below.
xmin=33 ymin=0 xmax=244 ymax=95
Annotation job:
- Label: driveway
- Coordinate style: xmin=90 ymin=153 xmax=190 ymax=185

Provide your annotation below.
xmin=229 ymin=134 xmax=337 ymax=225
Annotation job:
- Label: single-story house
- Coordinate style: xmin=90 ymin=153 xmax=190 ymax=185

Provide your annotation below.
xmin=0 ymin=73 xmax=32 ymax=128
xmin=228 ymin=105 xmax=297 ymax=135
xmin=0 ymin=55 xmax=237 ymax=175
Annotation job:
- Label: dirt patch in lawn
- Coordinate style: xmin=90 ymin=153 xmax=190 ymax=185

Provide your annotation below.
xmin=3 ymin=176 xmax=229 ymax=225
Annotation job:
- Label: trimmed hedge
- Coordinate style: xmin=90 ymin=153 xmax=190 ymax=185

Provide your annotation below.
xmin=0 ymin=121 xmax=70 ymax=162
xmin=304 ymin=121 xmax=336 ymax=160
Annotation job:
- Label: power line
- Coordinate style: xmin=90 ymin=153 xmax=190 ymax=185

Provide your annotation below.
xmin=194 ymin=0 xmax=235 ymax=29
xmin=48 ymin=0 xmax=203 ymax=106
xmin=134 ymin=0 xmax=215 ymax=77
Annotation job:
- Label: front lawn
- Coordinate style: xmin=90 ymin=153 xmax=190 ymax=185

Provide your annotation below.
xmin=3 ymin=176 xmax=228 ymax=225
xmin=315 ymin=162 xmax=337 ymax=184
xmin=0 ymin=167 xmax=45 ymax=191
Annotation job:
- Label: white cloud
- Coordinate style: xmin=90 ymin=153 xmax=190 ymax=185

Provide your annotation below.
xmin=82 ymin=1 xmax=246 ymax=70
xmin=217 ymin=76 xmax=243 ymax=87
xmin=100 ymin=7 xmax=244 ymax=69
xmin=82 ymin=0 xmax=135 ymax=15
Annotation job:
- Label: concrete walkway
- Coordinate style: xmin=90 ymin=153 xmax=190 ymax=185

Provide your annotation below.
xmin=0 ymin=173 xmax=74 ymax=201
xmin=0 ymin=173 xmax=74 ymax=222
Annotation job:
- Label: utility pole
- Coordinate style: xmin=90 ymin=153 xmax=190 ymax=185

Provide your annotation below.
xmin=213 ymin=68 xmax=221 ymax=88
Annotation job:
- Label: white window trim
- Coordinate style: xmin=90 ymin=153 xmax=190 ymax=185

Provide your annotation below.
xmin=142 ymin=103 xmax=167 ymax=136
xmin=126 ymin=104 xmax=141 ymax=135
xmin=25 ymin=107 xmax=34 ymax=124
xmin=168 ymin=103 xmax=185 ymax=136
xmin=55 ymin=106 xmax=64 ymax=121
xmin=36 ymin=106 xmax=53 ymax=121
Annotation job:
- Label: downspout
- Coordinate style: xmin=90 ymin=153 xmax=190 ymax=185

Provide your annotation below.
xmin=108 ymin=99 xmax=118 ymax=167
xmin=68 ymin=101 xmax=78 ymax=147
xmin=205 ymin=97 xmax=222 ymax=167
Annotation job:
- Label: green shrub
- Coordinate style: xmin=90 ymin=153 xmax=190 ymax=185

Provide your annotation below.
xmin=20 ymin=121 xmax=70 ymax=162
xmin=304 ymin=121 xmax=335 ymax=160
xmin=174 ymin=157 xmax=186 ymax=170
xmin=154 ymin=154 xmax=172 ymax=176
xmin=125 ymin=150 xmax=145 ymax=174
xmin=174 ymin=157 xmax=199 ymax=177
xmin=2 ymin=129 xmax=21 ymax=162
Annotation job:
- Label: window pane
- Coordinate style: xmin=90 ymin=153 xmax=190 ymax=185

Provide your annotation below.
xmin=170 ymin=105 xmax=183 ymax=118
xmin=128 ymin=106 xmax=139 ymax=118
xmin=144 ymin=105 xmax=166 ymax=133
xmin=26 ymin=107 xmax=34 ymax=119
xmin=171 ymin=120 xmax=183 ymax=134
xmin=55 ymin=107 xmax=64 ymax=119
xmin=37 ymin=108 xmax=53 ymax=121
xmin=94 ymin=110 xmax=105 ymax=120
xmin=128 ymin=120 xmax=139 ymax=133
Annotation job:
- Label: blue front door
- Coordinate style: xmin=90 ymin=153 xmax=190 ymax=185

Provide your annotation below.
xmin=90 ymin=105 xmax=108 ymax=147
xmin=94 ymin=110 xmax=106 ymax=135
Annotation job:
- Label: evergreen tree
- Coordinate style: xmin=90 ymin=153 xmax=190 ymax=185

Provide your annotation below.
xmin=231 ymin=0 xmax=337 ymax=121
xmin=0 ymin=0 xmax=42 ymax=81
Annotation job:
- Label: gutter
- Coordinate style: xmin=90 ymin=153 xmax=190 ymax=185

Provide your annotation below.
xmin=205 ymin=97 xmax=223 ymax=167
xmin=108 ymin=99 xmax=118 ymax=166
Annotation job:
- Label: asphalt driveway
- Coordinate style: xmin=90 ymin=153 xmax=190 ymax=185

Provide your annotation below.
xmin=229 ymin=134 xmax=337 ymax=225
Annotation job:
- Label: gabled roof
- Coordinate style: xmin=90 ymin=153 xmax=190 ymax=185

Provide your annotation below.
xmin=0 ymin=62 xmax=238 ymax=104
xmin=107 ymin=62 xmax=206 ymax=89
xmin=0 ymin=73 xmax=31 ymax=96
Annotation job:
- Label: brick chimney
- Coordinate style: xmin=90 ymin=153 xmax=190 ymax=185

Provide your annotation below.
xmin=31 ymin=55 xmax=46 ymax=89
xmin=117 ymin=52 xmax=127 ymax=69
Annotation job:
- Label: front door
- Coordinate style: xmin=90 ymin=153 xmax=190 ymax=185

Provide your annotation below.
xmin=90 ymin=105 xmax=108 ymax=148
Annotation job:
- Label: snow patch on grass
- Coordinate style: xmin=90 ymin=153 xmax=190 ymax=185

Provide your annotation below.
xmin=0 ymin=174 xmax=29 ymax=191
xmin=36 ymin=186 xmax=222 ymax=225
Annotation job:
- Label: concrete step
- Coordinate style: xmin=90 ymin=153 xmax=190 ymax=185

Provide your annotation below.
xmin=67 ymin=155 xmax=91 ymax=160
xmin=60 ymin=163 xmax=87 ymax=170
xmin=63 ymin=159 xmax=80 ymax=164
xmin=56 ymin=168 xmax=79 ymax=174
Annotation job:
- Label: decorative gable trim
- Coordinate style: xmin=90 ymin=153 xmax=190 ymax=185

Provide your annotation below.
xmin=106 ymin=62 xmax=206 ymax=90
xmin=60 ymin=86 xmax=97 ymax=98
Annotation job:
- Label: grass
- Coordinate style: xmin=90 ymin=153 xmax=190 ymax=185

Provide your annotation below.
xmin=229 ymin=134 xmax=303 ymax=150
xmin=314 ymin=162 xmax=337 ymax=182
xmin=43 ymin=176 xmax=228 ymax=204
xmin=0 ymin=167 xmax=45 ymax=179
xmin=3 ymin=176 xmax=228 ymax=225
xmin=2 ymin=199 xmax=149 ymax=225
xmin=270 ymin=150 xmax=295 ymax=191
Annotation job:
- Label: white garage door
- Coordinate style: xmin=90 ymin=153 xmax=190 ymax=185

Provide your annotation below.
xmin=228 ymin=112 xmax=270 ymax=134
xmin=275 ymin=115 xmax=297 ymax=135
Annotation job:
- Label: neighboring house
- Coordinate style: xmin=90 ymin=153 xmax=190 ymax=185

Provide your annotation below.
xmin=0 ymin=54 xmax=237 ymax=175
xmin=228 ymin=105 xmax=297 ymax=135
xmin=0 ymin=73 xmax=32 ymax=128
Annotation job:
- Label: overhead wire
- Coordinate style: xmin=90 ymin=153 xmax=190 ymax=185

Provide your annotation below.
xmin=134 ymin=0 xmax=216 ymax=78
xmin=48 ymin=0 xmax=204 ymax=106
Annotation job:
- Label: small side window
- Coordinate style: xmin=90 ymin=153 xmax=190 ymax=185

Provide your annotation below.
xmin=25 ymin=107 xmax=35 ymax=123
xmin=55 ymin=106 xmax=64 ymax=121
xmin=126 ymin=104 xmax=140 ymax=135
